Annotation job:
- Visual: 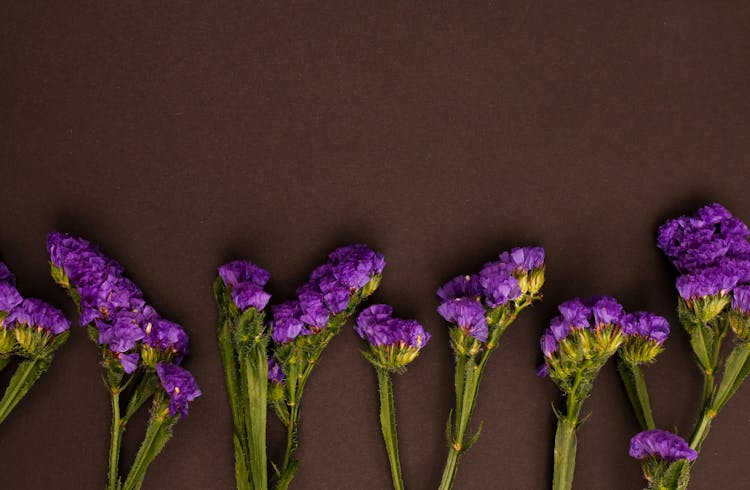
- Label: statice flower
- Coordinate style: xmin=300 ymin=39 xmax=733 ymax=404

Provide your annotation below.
xmin=356 ymin=304 xmax=430 ymax=371
xmin=156 ymin=363 xmax=202 ymax=418
xmin=329 ymin=244 xmax=386 ymax=291
xmin=437 ymin=274 xmax=482 ymax=301
xmin=0 ymin=262 xmax=15 ymax=285
xmin=620 ymin=312 xmax=670 ymax=365
xmin=268 ymin=358 xmax=285 ymax=384
xmin=629 ymin=430 xmax=697 ymax=462
xmin=6 ymin=298 xmax=71 ymax=335
xmin=437 ymin=298 xmax=489 ymax=342
xmin=218 ymin=260 xmax=272 ymax=312
xmin=270 ymin=301 xmax=308 ymax=344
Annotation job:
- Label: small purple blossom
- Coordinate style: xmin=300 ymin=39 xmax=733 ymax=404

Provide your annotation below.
xmin=96 ymin=314 xmax=145 ymax=353
xmin=437 ymin=298 xmax=489 ymax=342
xmin=329 ymin=244 xmax=385 ymax=290
xmin=629 ymin=430 xmax=697 ymax=462
xmin=0 ymin=262 xmax=15 ymax=285
xmin=675 ymin=265 xmax=739 ymax=300
xmin=355 ymin=304 xmax=431 ymax=350
xmin=557 ymin=299 xmax=591 ymax=329
xmin=268 ymin=358 xmax=285 ymax=384
xmin=733 ymin=286 xmax=750 ymax=315
xmin=437 ymin=275 xmax=482 ymax=301
xmin=0 ymin=282 xmax=23 ymax=312
xmin=498 ymin=246 xmax=545 ymax=272
xmin=622 ymin=312 xmax=670 ymax=343
xmin=143 ymin=317 xmax=189 ymax=356
xmin=5 ymin=298 xmax=70 ymax=335
xmin=231 ymin=282 xmax=271 ymax=312
xmin=156 ymin=363 xmax=201 ymax=418
xmin=589 ymin=297 xmax=625 ymax=326
xmin=218 ymin=260 xmax=271 ymax=289
xmin=270 ymin=301 xmax=308 ymax=344
xmin=298 ymin=290 xmax=331 ymax=329
xmin=540 ymin=331 xmax=558 ymax=357
xmin=118 ymin=352 xmax=140 ymax=374
xmin=480 ymin=273 xmax=522 ymax=308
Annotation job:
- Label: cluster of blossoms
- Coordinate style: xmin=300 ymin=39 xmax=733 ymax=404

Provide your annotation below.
xmin=355 ymin=304 xmax=430 ymax=371
xmin=539 ymin=297 xmax=670 ymax=383
xmin=629 ymin=430 xmax=698 ymax=463
xmin=437 ymin=246 xmax=544 ymax=346
xmin=270 ymin=244 xmax=385 ymax=346
xmin=47 ymin=232 xmax=200 ymax=417
xmin=218 ymin=260 xmax=271 ymax=312
xmin=0 ymin=261 xmax=70 ymax=359
xmin=657 ymin=203 xmax=750 ymax=323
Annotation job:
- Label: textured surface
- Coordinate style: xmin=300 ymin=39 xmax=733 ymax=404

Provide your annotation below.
xmin=2 ymin=2 xmax=750 ymax=489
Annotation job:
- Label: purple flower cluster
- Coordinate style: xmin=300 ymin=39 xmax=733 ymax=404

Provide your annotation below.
xmin=156 ymin=363 xmax=202 ymax=418
xmin=657 ymin=203 xmax=750 ymax=300
xmin=218 ymin=260 xmax=271 ymax=312
xmin=355 ymin=304 xmax=431 ymax=350
xmin=621 ymin=312 xmax=670 ymax=344
xmin=540 ymin=297 xmax=625 ymax=357
xmin=271 ymin=244 xmax=385 ymax=344
xmin=629 ymin=430 xmax=697 ymax=462
xmin=5 ymin=298 xmax=70 ymax=335
xmin=47 ymin=233 xmax=192 ymax=379
xmin=437 ymin=246 xmax=545 ymax=341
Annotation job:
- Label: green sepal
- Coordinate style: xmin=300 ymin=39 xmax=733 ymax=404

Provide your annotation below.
xmin=617 ymin=358 xmax=656 ymax=430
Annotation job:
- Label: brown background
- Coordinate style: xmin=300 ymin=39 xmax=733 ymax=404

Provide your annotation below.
xmin=1 ymin=2 xmax=750 ymax=489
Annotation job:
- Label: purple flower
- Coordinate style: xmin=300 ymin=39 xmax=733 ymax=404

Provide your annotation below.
xmin=480 ymin=273 xmax=522 ymax=308
xmin=0 ymin=262 xmax=15 ymax=285
xmin=271 ymin=301 xmax=308 ymax=344
xmin=329 ymin=244 xmax=385 ymax=290
xmin=0 ymin=282 xmax=23 ymax=312
xmin=305 ymin=264 xmax=353 ymax=314
xmin=548 ymin=317 xmax=571 ymax=341
xmin=437 ymin=274 xmax=482 ymax=301
xmin=675 ymin=265 xmax=739 ymax=300
xmin=231 ymin=282 xmax=271 ymax=312
xmin=268 ymin=358 xmax=285 ymax=384
xmin=536 ymin=363 xmax=549 ymax=377
xmin=218 ymin=260 xmax=271 ymax=288
xmin=557 ymin=299 xmax=591 ymax=329
xmin=5 ymin=298 xmax=70 ymax=335
xmin=437 ymin=298 xmax=489 ymax=342
xmin=118 ymin=352 xmax=140 ymax=374
xmin=298 ymin=290 xmax=331 ymax=329
xmin=498 ymin=246 xmax=545 ymax=272
xmin=95 ymin=308 xmax=146 ymax=352
xmin=143 ymin=317 xmax=189 ymax=356
xmin=622 ymin=312 xmax=670 ymax=343
xmin=589 ymin=297 xmax=625 ymax=326
xmin=540 ymin=331 xmax=558 ymax=357
xmin=355 ymin=304 xmax=431 ymax=349
xmin=629 ymin=430 xmax=697 ymax=462
xmin=733 ymin=286 xmax=750 ymax=315
xmin=156 ymin=363 xmax=201 ymax=418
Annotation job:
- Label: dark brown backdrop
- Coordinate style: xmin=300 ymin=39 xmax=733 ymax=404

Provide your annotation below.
xmin=2 ymin=2 xmax=750 ymax=489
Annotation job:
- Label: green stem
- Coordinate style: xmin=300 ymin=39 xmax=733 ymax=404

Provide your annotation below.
xmin=552 ymin=397 xmax=583 ymax=490
xmin=617 ymin=360 xmax=655 ymax=430
xmin=121 ymin=405 xmax=175 ymax=490
xmin=377 ymin=368 xmax=404 ymax=490
xmin=244 ymin=343 xmax=268 ymax=490
xmin=0 ymin=358 xmax=46 ymax=425
xmin=108 ymin=390 xmax=123 ymax=490
xmin=438 ymin=350 xmax=491 ymax=490
xmin=689 ymin=409 xmax=712 ymax=451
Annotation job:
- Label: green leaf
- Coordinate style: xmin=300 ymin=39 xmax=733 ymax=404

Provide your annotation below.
xmin=123 ymin=372 xmax=158 ymax=423
xmin=0 ymin=357 xmax=52 ymax=425
xmin=711 ymin=342 xmax=750 ymax=413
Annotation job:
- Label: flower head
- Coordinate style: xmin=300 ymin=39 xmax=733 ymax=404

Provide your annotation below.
xmin=329 ymin=244 xmax=385 ymax=291
xmin=622 ymin=312 xmax=670 ymax=343
xmin=437 ymin=274 xmax=482 ymax=302
xmin=5 ymin=298 xmax=70 ymax=335
xmin=356 ymin=304 xmax=430 ymax=370
xmin=218 ymin=260 xmax=271 ymax=289
xmin=270 ymin=301 xmax=308 ymax=344
xmin=629 ymin=430 xmax=697 ymax=462
xmin=437 ymin=298 xmax=488 ymax=342
xmin=231 ymin=282 xmax=271 ymax=312
xmin=156 ymin=363 xmax=201 ymax=418
xmin=498 ymin=246 xmax=545 ymax=273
